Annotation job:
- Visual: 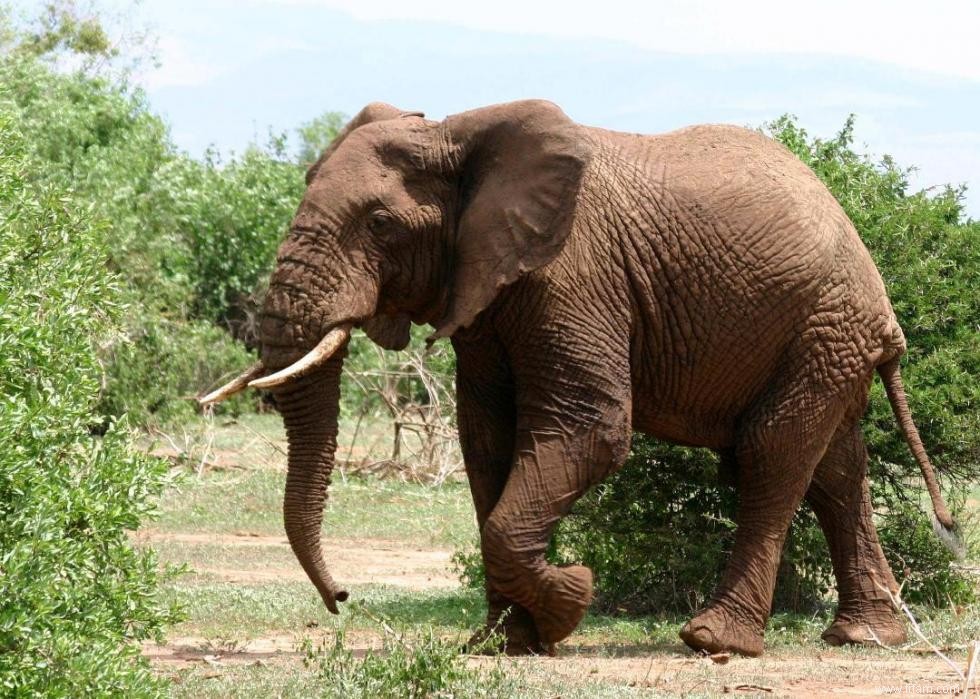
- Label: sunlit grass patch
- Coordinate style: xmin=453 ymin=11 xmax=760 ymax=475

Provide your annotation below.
xmin=162 ymin=581 xmax=482 ymax=639
xmin=154 ymin=469 xmax=477 ymax=548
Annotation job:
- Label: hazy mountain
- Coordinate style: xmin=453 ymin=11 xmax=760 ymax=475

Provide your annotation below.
xmin=142 ymin=3 xmax=979 ymax=214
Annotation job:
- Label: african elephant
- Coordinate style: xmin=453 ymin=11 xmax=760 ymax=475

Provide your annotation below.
xmin=200 ymin=100 xmax=956 ymax=657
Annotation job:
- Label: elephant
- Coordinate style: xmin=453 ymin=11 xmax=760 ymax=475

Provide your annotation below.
xmin=200 ymin=100 xmax=957 ymax=658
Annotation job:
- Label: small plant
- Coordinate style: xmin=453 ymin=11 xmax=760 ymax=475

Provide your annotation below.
xmin=302 ymin=606 xmax=519 ymax=698
xmin=451 ymin=547 xmax=486 ymax=591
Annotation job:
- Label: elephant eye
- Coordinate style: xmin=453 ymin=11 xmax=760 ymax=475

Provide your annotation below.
xmin=367 ymin=210 xmax=399 ymax=235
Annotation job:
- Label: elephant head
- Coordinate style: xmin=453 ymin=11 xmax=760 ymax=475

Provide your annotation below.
xmin=199 ymin=100 xmax=589 ymax=613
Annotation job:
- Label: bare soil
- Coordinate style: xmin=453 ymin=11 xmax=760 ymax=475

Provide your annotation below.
xmin=136 ymin=530 xmax=457 ymax=588
xmin=143 ymin=532 xmax=965 ymax=697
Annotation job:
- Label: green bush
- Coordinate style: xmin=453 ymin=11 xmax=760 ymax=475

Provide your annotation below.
xmin=158 ymin=142 xmax=305 ymax=327
xmin=0 ymin=52 xmax=188 ymax=312
xmin=555 ymin=116 xmax=978 ymax=615
xmin=0 ymin=28 xmax=307 ymax=421
xmin=100 ymin=313 xmax=258 ymax=426
xmin=0 ymin=112 xmax=179 ymax=696
xmin=555 ymin=443 xmax=834 ymax=615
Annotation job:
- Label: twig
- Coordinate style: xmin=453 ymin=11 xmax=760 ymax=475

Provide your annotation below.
xmin=355 ymin=605 xmax=402 ymax=643
xmin=732 ymin=684 xmax=772 ymax=693
xmin=197 ymin=408 xmax=216 ymax=478
xmin=148 ymin=427 xmax=186 ymax=459
xmin=339 ymin=411 xmax=365 ymax=485
xmin=872 ymin=574 xmax=965 ymax=681
xmin=229 ymin=418 xmax=287 ymax=457
xmin=963 ymin=640 xmax=979 ymax=696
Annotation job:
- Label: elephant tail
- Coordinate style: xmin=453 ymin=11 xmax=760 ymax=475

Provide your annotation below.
xmin=877 ymin=357 xmax=963 ymax=557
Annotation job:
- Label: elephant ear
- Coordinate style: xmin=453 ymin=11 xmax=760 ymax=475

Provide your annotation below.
xmin=430 ymin=100 xmax=589 ymax=339
xmin=362 ymin=312 xmax=412 ymax=351
xmin=305 ymin=102 xmax=424 ymax=184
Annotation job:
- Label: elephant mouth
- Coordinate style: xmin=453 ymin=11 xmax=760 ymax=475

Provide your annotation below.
xmin=198 ymin=322 xmax=353 ymax=405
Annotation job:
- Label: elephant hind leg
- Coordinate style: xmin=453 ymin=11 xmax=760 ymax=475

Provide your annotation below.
xmin=680 ymin=372 xmax=844 ymax=657
xmin=806 ymin=423 xmax=906 ymax=647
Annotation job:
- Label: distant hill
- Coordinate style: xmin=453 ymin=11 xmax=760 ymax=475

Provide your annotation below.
xmin=142 ymin=4 xmax=979 ymax=216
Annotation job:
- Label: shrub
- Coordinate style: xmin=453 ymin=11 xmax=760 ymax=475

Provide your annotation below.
xmin=555 ymin=116 xmax=977 ymax=615
xmin=100 ymin=313 xmax=258 ymax=426
xmin=0 ymin=112 xmax=179 ymax=696
xmin=0 ymin=31 xmax=305 ymax=422
xmin=160 ymin=143 xmax=305 ymax=328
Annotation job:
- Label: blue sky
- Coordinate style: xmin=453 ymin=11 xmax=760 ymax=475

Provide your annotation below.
xmin=30 ymin=0 xmax=980 ymax=216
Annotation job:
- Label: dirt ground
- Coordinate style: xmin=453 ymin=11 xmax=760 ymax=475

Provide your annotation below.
xmin=136 ymin=530 xmax=458 ymax=589
xmin=142 ymin=532 xmax=968 ymax=698
xmin=142 ymin=419 xmax=976 ymax=697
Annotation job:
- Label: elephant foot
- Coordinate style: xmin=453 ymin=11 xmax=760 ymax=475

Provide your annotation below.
xmin=464 ymin=605 xmax=554 ymax=656
xmin=822 ymin=614 xmax=907 ymax=647
xmin=532 ymin=565 xmax=594 ymax=646
xmin=680 ymin=605 xmax=765 ymax=657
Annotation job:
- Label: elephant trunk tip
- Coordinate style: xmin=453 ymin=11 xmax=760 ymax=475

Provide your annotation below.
xmin=318 ymin=585 xmax=350 ymax=615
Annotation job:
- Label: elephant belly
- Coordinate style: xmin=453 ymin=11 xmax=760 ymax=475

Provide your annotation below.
xmin=632 ymin=405 xmax=737 ymax=450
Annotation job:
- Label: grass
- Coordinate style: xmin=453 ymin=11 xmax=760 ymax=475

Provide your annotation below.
xmin=161 ymin=583 xmax=485 ymax=639
xmin=153 ymin=468 xmax=474 ymax=547
xmin=144 ymin=415 xmax=980 ymax=697
xmin=150 ymin=414 xmax=475 ymax=548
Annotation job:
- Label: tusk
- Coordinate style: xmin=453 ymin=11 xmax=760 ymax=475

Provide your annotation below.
xmin=198 ymin=362 xmax=266 ymax=406
xmin=248 ymin=324 xmax=352 ymax=390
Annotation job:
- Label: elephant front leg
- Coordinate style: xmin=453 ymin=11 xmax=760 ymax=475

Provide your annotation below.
xmin=481 ymin=402 xmax=631 ymax=648
xmin=455 ymin=342 xmax=544 ymax=655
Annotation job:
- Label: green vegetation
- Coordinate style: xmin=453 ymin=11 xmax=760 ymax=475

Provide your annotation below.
xmin=2 ymin=2 xmax=977 ymax=695
xmin=301 ymin=617 xmax=518 ymax=699
xmin=0 ymin=21 xmax=265 ymax=425
xmin=0 ymin=96 xmax=178 ymax=695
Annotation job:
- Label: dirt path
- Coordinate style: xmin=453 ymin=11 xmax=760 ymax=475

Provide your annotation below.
xmin=148 ymin=632 xmax=961 ymax=698
xmin=137 ymin=530 xmax=458 ymax=588
xmin=524 ymin=653 xmax=962 ymax=697
xmin=143 ymin=532 xmax=963 ymax=696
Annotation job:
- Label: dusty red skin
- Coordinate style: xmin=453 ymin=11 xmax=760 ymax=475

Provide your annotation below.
xmin=250 ymin=100 xmax=952 ymax=657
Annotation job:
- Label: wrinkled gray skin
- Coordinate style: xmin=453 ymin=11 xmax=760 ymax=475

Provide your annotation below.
xmin=258 ymin=100 xmax=951 ymax=657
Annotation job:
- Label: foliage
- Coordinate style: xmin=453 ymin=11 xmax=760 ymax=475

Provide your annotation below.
xmin=0 ymin=52 xmax=178 ymax=301
xmin=0 ymin=21 xmax=305 ymax=422
xmin=555 ymin=443 xmax=834 ymax=615
xmin=556 ymin=116 xmax=977 ymax=614
xmin=296 ymin=111 xmax=346 ymax=166
xmin=451 ymin=547 xmax=486 ymax=592
xmin=0 ymin=111 xmax=179 ymax=696
xmin=101 ymin=313 xmax=257 ymax=425
xmin=150 ymin=142 xmax=305 ymax=328
xmin=15 ymin=1 xmax=114 ymax=61
xmin=878 ymin=498 xmax=975 ymax=606
xmin=302 ymin=609 xmax=516 ymax=698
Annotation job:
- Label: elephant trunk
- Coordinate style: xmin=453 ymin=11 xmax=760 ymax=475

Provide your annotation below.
xmin=275 ymin=351 xmax=349 ymax=613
